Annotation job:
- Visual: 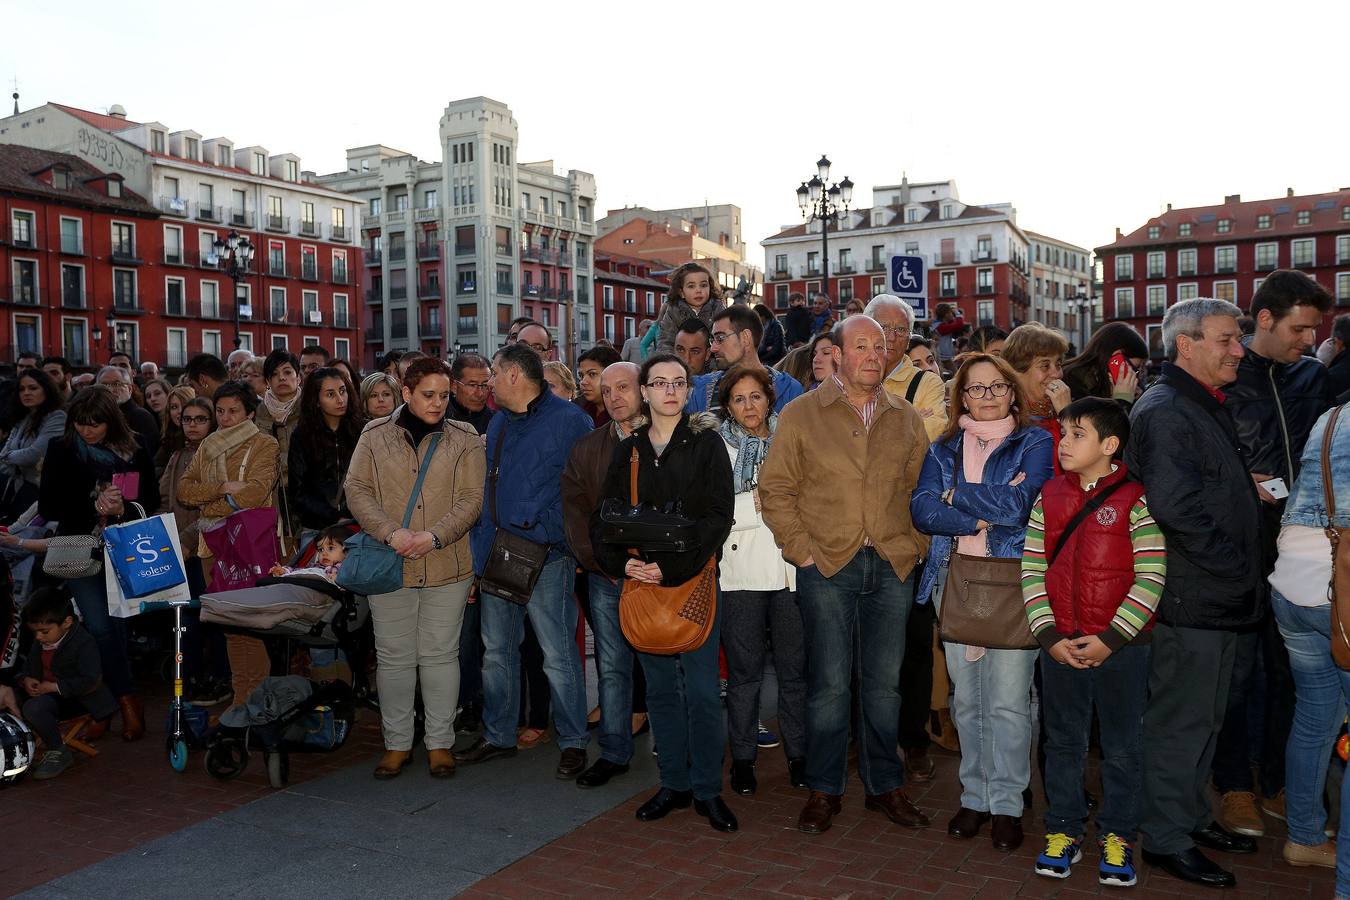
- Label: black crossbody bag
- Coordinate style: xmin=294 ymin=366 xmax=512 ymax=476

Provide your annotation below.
xmin=1047 ymin=479 xmax=1129 ymax=567
xmin=478 ymin=427 xmax=550 ymax=605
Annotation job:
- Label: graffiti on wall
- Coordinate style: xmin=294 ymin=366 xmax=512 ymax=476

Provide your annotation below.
xmin=76 ymin=128 xmax=141 ymax=177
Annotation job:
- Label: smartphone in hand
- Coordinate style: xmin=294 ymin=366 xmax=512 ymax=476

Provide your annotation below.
xmin=1261 ymin=477 xmax=1290 ymax=500
xmin=1108 ymin=350 xmax=1128 ymax=383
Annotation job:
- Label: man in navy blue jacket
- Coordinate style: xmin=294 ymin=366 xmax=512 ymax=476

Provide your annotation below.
xmin=459 ymin=344 xmax=595 ymax=780
xmin=686 ymin=304 xmax=803 ymax=416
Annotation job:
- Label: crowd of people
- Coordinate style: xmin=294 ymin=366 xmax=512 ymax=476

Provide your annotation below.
xmin=1 ymin=260 xmax=1350 ymax=894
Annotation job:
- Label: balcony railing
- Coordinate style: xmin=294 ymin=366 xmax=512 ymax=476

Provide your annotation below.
xmin=113 ymin=294 xmax=140 ymax=313
xmin=9 ymin=281 xmax=37 ymax=305
xmin=330 ymin=224 xmax=351 ymax=243
xmin=496 ymin=243 xmax=512 ymax=257
xmin=364 ymin=287 xmax=382 ymax=304
xmin=270 ymin=308 xmax=289 ymax=324
xmin=334 ymin=313 xmax=350 ymax=329
xmin=10 ymin=230 xmax=36 ymax=250
xmin=361 ymin=213 xmax=380 ymax=229
xmin=302 ymin=308 xmax=324 ymax=326
xmin=1146 ymin=269 xmax=1166 ymax=279
xmin=265 ymin=214 xmax=289 ymax=233
xmin=298 ymin=220 xmax=320 ymax=238
xmin=229 ymin=209 xmax=255 ymax=228
xmin=972 ymin=248 xmax=996 ymax=262
xmin=420 ymin=320 xmax=442 ymax=338
xmin=455 ymin=243 xmax=475 ymax=257
xmin=457 ymin=317 xmax=479 ymax=333
xmin=805 ymin=266 xmax=821 ymax=277
xmin=157 ymin=196 xmax=189 ymax=217
xmin=331 ymin=268 xmax=350 ymax=285
xmin=389 ymin=285 xmax=408 ymax=300
xmin=62 ymin=285 xmax=86 ymax=308
xmin=866 ymin=259 xmax=886 ymax=272
xmin=196 ymin=204 xmax=222 ymax=223
xmin=111 ymin=245 xmax=143 ymax=265
xmin=365 ymin=325 xmax=383 ymax=341
xmin=976 ymin=284 xmax=995 ymax=295
xmin=836 ymin=264 xmax=856 ymax=275
xmin=1256 ymin=259 xmax=1277 ymax=272
xmin=416 ymin=242 xmax=440 ymax=260
xmin=415 ymin=206 xmax=440 ymax=223
xmin=940 ymin=287 xmax=958 ymax=298
xmin=300 ymin=261 xmax=319 ymax=281
xmin=268 ymin=260 xmax=289 ymax=278
xmin=1215 ymin=262 xmax=1237 ymax=274
xmin=770 ymin=268 xmax=792 ymax=281
xmin=164 ymin=249 xmax=186 ymax=266
xmin=935 ymin=251 xmax=961 ymax=266
xmin=418 ymin=282 xmax=441 ymax=300
xmin=365 ymin=249 xmax=382 ymax=266
xmin=387 ymin=245 xmax=406 ymax=262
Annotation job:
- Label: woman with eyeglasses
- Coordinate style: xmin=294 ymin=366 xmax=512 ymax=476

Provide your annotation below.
xmin=910 ymin=353 xmax=1055 ymax=852
xmin=591 ymin=352 xmax=736 ymax=832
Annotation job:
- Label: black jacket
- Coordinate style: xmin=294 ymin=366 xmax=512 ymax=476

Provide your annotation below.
xmin=1225 ymin=339 xmax=1332 ymax=483
xmin=591 ymin=413 xmax=733 ymax=587
xmin=287 ymin=421 xmax=358 ymax=531
xmin=1328 ymin=348 xmax=1350 ymax=403
xmin=783 ymin=307 xmax=813 ymax=347
xmin=121 ymin=399 xmax=161 ymax=460
xmin=38 ymin=437 xmax=159 ymax=537
xmin=759 ymin=318 xmax=787 ymax=366
xmin=448 ymin=395 xmax=494 ymax=436
xmin=1124 ymin=363 xmax=1264 ymax=630
xmin=22 ymin=624 xmax=117 ymax=719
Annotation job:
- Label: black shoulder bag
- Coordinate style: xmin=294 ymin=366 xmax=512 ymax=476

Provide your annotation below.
xmin=478 ymin=426 xmax=550 ymax=605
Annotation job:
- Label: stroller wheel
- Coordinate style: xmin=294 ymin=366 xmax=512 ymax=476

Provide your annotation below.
xmin=205 ymin=738 xmax=248 ymax=780
xmin=265 ymin=750 xmax=289 ymax=788
xmin=168 ymin=739 xmax=189 ymax=772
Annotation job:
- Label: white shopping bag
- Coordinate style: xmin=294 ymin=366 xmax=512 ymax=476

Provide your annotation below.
xmin=105 ymin=512 xmax=192 ymax=618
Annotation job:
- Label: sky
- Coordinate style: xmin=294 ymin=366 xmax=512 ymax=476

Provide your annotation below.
xmin=7 ymin=0 xmax=1348 ymax=262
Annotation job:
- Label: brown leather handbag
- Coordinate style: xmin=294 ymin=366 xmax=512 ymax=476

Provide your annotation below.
xmin=939 ymin=552 xmax=1038 ymax=651
xmin=1320 ymin=405 xmax=1350 ymax=669
xmin=614 ymin=449 xmax=718 ymax=655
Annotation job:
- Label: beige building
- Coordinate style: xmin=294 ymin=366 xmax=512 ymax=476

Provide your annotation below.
xmin=1026 ymin=231 xmax=1095 ymax=349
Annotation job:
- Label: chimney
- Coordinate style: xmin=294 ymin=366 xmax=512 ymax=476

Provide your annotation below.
xmin=1224 ymin=193 xmax=1241 ymax=204
xmin=1115 ymin=227 xmax=1123 ymax=239
xmin=1166 ymin=203 xmax=1173 ymax=212
xmin=1286 ymin=187 xmax=1295 ymax=198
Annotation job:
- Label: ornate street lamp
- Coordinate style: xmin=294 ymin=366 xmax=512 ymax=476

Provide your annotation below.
xmin=796 ymin=155 xmax=853 ymax=307
xmin=213 ymin=230 xmax=255 ymax=350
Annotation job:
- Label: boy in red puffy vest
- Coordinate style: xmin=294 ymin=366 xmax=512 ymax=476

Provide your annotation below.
xmin=1022 ymin=397 xmax=1166 ymax=888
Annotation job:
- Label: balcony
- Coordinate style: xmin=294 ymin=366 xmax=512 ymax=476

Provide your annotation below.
xmin=455 ymin=243 xmax=475 ymax=257
xmin=940 ymin=287 xmax=958 ymax=298
xmin=302 ymin=308 xmax=324 ymax=327
xmin=420 ymin=320 xmax=442 ymax=338
xmin=522 ymin=246 xmax=546 ymax=263
xmin=1215 ymin=262 xmax=1237 ymax=274
xmin=935 ymin=250 xmax=961 ymax=266
xmin=769 ymin=268 xmax=792 ymax=281
xmin=268 ymin=260 xmax=289 ymax=278
xmin=1256 ymin=259 xmax=1277 ymax=272
xmin=805 ymin=267 xmax=821 ymax=277
xmin=111 ymin=244 xmax=143 ymax=265
xmin=269 ymin=308 xmax=289 ymax=324
xmin=196 ymin=204 xmax=222 ymax=223
xmin=836 ymin=264 xmax=856 ymax=275
xmin=1293 ymin=256 xmax=1315 ymax=270
xmin=157 ymin=196 xmax=189 ymax=217
xmin=1146 ymin=269 xmax=1166 ymax=280
xmin=361 ymin=213 xmax=380 ymax=229
xmin=265 ymin=214 xmax=290 ymax=234
xmin=298 ymin=219 xmax=320 ymax=238
xmin=976 ymin=284 xmax=995 ymax=295
xmin=457 ymin=317 xmax=479 ymax=333
xmin=330 ymin=224 xmax=351 ymax=243
xmin=387 ymin=244 xmax=406 ymax=262
xmin=866 ymin=259 xmax=886 ymax=272
xmin=418 ymin=281 xmax=441 ymax=300
xmin=164 ymin=249 xmax=187 ymax=266
xmin=300 ymin=261 xmax=319 ymax=281
xmin=365 ymin=249 xmax=383 ymax=266
xmin=334 ymin=312 xmax=350 ymax=329
xmin=330 ymin=267 xmax=350 ymax=285
xmin=1177 ymin=266 xmax=1196 ymax=277
xmin=59 ymin=238 xmax=84 ymax=256
xmin=113 ymin=294 xmax=141 ymax=314
xmin=229 ymin=209 xmax=255 ymax=228
xmin=389 ymin=285 xmax=408 ymax=300
xmin=416 ymin=241 xmax=440 ymax=260
xmin=495 ymin=243 xmax=512 ymax=257
xmin=365 ymin=325 xmax=384 ymax=341
xmin=9 ymin=281 xmax=37 ymax=305
xmin=972 ymin=248 xmax=997 ymax=263
xmin=415 ymin=206 xmax=440 ymax=223
xmin=364 ymin=287 xmax=382 ymax=305
xmin=10 ymin=227 xmax=35 ymax=250
xmin=61 ymin=285 xmax=86 ymax=308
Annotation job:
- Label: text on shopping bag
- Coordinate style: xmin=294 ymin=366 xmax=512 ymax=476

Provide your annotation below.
xmin=103 ymin=515 xmax=188 ymax=599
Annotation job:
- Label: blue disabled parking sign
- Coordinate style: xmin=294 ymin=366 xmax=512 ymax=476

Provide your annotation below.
xmin=890 ymin=255 xmax=927 ymax=318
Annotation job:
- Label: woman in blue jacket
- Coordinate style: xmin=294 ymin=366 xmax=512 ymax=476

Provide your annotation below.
xmin=911 ymin=353 xmax=1055 ymax=853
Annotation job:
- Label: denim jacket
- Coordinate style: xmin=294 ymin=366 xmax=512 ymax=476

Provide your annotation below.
xmin=1282 ymin=405 xmax=1350 ymax=529
xmin=910 ymin=425 xmax=1055 ymax=604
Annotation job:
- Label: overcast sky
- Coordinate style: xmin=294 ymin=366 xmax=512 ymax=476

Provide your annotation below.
xmin=7 ymin=0 xmax=1347 ymax=260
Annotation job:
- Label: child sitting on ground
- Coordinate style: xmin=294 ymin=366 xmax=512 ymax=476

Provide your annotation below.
xmin=269 ymin=525 xmax=348 ymax=583
xmin=18 ymin=587 xmax=118 ymax=780
xmin=1021 ymin=398 xmax=1166 ymax=888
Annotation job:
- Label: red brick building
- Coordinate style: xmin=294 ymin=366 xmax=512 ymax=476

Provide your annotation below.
xmin=0 ymin=103 xmax=364 ymax=368
xmin=1095 ymin=188 xmax=1350 ymax=357
xmin=593 ymin=252 xmax=669 ymax=346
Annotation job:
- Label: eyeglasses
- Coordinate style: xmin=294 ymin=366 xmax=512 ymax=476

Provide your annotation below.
xmin=646 ymin=379 xmax=689 ymax=392
xmin=879 ymin=326 xmax=911 ymax=339
xmin=961 ymin=381 xmax=1013 ymax=399
xmin=457 ymin=379 xmax=492 ymax=391
xmin=525 ymin=343 xmax=550 ymax=354
xmin=181 ymin=415 xmax=211 ymax=425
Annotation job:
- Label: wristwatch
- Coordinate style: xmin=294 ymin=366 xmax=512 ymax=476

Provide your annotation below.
xmin=431 ymin=534 xmax=443 ymax=550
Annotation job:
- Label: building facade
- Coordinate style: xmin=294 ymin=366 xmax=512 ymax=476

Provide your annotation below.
xmin=599 ymin=204 xmax=747 ymax=261
xmin=760 ymin=178 xmax=1032 ymax=329
xmin=1026 ymin=230 xmax=1095 ymax=349
xmin=319 ymin=98 xmax=597 ymax=367
xmin=592 ymin=252 xmax=669 ymax=346
xmin=595 ymin=216 xmax=761 ymax=305
xmin=1095 ymin=188 xmax=1350 ymax=358
xmin=0 ymin=102 xmax=363 ymax=367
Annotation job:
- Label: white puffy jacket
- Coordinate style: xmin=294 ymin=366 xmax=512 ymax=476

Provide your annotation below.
xmin=718 ymin=438 xmax=796 ymax=593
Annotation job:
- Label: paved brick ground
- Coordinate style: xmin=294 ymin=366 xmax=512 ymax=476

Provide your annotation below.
xmin=463 ymin=745 xmax=1340 ymax=899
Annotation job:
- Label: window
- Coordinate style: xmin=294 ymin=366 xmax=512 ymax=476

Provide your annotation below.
xmin=1256 ymin=242 xmax=1279 ymax=270
xmin=60 ymin=217 xmax=82 ymax=254
xmin=906 ymin=208 xmax=919 ymax=223
xmin=976 ymin=300 xmax=994 ymax=326
xmin=203 ymin=330 xmax=222 ymax=358
xmin=61 ymin=264 xmax=84 ymax=307
xmin=271 ymin=334 xmax=289 ymax=351
xmin=267 ymin=196 xmax=284 ymax=230
xmin=269 ymin=241 xmax=286 ymax=276
xmin=496 ymin=265 xmax=513 ymax=295
xmin=369 ymin=197 xmax=382 ymax=216
xmin=839 ymin=280 xmax=854 ymax=303
xmin=166 ymin=328 xmax=188 ymax=367
xmin=624 ymin=289 xmax=637 ymax=313
xmin=301 ymin=246 xmax=318 ymax=280
xmin=1292 ymin=238 xmax=1315 ymax=267
xmin=1114 ymin=254 xmax=1133 ymax=280
xmin=165 ymin=277 xmax=185 ymax=316
xmin=110 ymin=222 xmax=135 ymax=257
xmin=151 ymin=130 xmax=165 ymax=153
xmin=1147 ymin=226 xmax=1161 ymax=239
xmin=300 ymin=201 xmax=315 ymax=232
xmin=1115 ymin=287 xmax=1135 ymax=318
xmin=11 ymin=259 xmax=36 ymax=304
xmin=1214 ymin=245 xmax=1237 ymax=273
xmin=13 ymin=315 xmax=39 ymax=355
xmin=904 ymin=242 xmax=919 ymax=256
xmin=576 ymin=241 xmax=588 ymax=266
xmin=185 ymin=137 xmax=199 ymax=160
xmin=285 ymin=159 xmax=298 ymax=182
xmin=1177 ymin=283 xmax=1198 ymax=302
xmin=334 ymin=338 xmax=350 ymax=360
xmin=839 ymin=248 xmax=852 ymax=271
xmin=332 ymin=250 xmax=348 ymax=284
xmin=201 ymin=281 xmax=220 ymax=318
xmin=1177 ymin=248 xmax=1197 ymax=275
xmin=332 ymin=207 xmax=345 ymax=230
xmin=1178 ymin=222 xmax=1193 ymax=237
xmin=646 ymin=291 xmax=656 ymax=316
xmin=1339 ymin=235 xmax=1350 ymax=264
xmin=940 ymin=270 xmax=957 ymax=297
xmin=302 ymin=290 xmax=320 ymax=324
xmin=1344 ymin=206 xmax=1350 ymax=221
xmin=1217 ymin=218 xmax=1232 ymax=234
xmin=62 ymin=319 xmax=88 ymax=366
xmin=540 ymin=307 xmax=551 ymax=327
xmin=253 ymin=152 xmax=266 ymax=175
xmin=602 ymin=313 xmax=615 ymax=342
xmin=1147 ymin=285 xmax=1166 ymax=315
xmin=113 ymin=269 xmax=137 ymax=310
xmin=807 ymin=251 xmax=819 ymax=275
xmin=455 ymin=225 xmax=475 ymax=256
xmin=871 ymin=275 xmax=886 ymax=297
xmin=333 ymin=293 xmax=349 ymax=328
xmin=578 ymin=311 xmax=589 ymax=342
xmin=775 ymin=284 xmax=789 ymax=308
xmin=1297 ymin=210 xmax=1311 ymax=226
xmin=557 ymin=200 xmax=567 ymax=219
xmin=624 ymin=317 xmax=635 ymax=340
xmin=1213 ymin=281 xmax=1237 ymax=303
xmin=232 ymin=189 xmax=248 ymax=224
xmin=976 ymin=268 xmax=994 ymax=293
xmin=270 ymin=287 xmax=287 ymax=322
xmin=774 ymin=254 xmax=788 ymax=275
xmin=11 ymin=210 xmax=34 ymax=247
xmin=942 ymin=204 xmax=952 ymax=220
xmin=53 ymin=168 xmax=71 ymax=190
xmin=217 ymin=144 xmax=231 ymax=166
xmin=394 ymin=193 xmax=408 ymax=211
xmin=1146 ymin=251 xmax=1165 ymax=278
xmin=1339 ymin=272 xmax=1350 ymax=302
xmin=424 ymin=189 xmax=438 ymax=208
xmin=164 ymin=176 xmax=180 ymax=199
xmin=164 ymin=226 xmax=183 ymax=264
xmin=495 ymin=226 xmax=512 ymax=256
xmin=106 ymin=179 xmax=122 ymax=199
xmin=457 ymin=264 xmax=477 ymax=295
xmin=238 ymin=332 xmax=253 ymax=353
xmin=578 ymin=203 xmax=590 ymax=223
xmin=1257 ymin=214 xmax=1272 ymax=230
xmin=602 ymin=285 xmax=614 ymax=309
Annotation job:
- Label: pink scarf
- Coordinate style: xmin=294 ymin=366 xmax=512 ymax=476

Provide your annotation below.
xmin=956 ymin=414 xmax=1016 ymax=557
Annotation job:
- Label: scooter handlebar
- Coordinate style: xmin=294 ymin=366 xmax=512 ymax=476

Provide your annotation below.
xmin=139 ymin=599 xmax=202 ymax=613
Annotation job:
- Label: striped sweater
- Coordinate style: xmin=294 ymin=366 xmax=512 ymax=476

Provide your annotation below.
xmin=1022 ymin=492 xmax=1166 ymax=651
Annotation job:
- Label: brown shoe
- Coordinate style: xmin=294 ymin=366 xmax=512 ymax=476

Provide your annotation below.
xmin=906 ymin=745 xmax=935 ymax=783
xmin=864 ymin=788 xmax=930 ymax=828
xmin=83 ymin=717 xmax=110 ymax=741
xmin=947 ymin=806 xmax=991 ymax=838
xmin=1283 ymin=838 xmax=1335 ymax=868
xmin=373 ymin=750 xmax=412 ymax=779
xmin=797 ymin=791 xmax=842 ymax=834
xmin=1220 ymin=790 xmax=1266 ymax=837
xmin=427 ymin=748 xmax=456 ymax=779
xmin=118 ymin=695 xmax=145 ymax=742
xmin=990 ymin=814 xmax=1024 ymax=851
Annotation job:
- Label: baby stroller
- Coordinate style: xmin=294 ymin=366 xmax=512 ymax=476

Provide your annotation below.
xmin=199 ymin=520 xmax=372 ymax=703
xmin=204 ymin=675 xmax=356 ymax=787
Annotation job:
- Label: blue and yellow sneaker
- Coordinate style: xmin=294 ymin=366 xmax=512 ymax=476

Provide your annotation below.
xmin=1098 ymin=832 xmax=1137 ymax=887
xmin=1035 ymin=832 xmax=1083 ymax=878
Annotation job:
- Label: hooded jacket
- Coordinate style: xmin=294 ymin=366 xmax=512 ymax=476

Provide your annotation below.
xmin=655 ymin=297 xmax=721 ymax=354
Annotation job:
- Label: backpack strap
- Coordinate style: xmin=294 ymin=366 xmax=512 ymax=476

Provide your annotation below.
xmin=904 ymin=371 xmax=925 ymax=405
xmin=1048 ymin=478 xmax=1129 ymax=567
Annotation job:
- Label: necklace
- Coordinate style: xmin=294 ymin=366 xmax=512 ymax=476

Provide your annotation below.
xmin=976 ymin=436 xmax=990 ymax=450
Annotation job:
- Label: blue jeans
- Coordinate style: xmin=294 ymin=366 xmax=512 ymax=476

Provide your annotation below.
xmin=1272 ymin=591 xmax=1350 ymax=893
xmin=589 ymin=575 xmax=635 ymax=764
xmin=1041 ymin=642 xmax=1151 ymax=838
xmin=796 ymin=548 xmax=911 ymax=796
xmin=67 ymin=573 xmax=134 ymax=697
xmin=480 ymin=557 xmax=588 ymax=751
xmin=638 ymin=596 xmax=724 ymax=799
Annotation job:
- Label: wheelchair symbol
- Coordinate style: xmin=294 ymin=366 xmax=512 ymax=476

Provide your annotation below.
xmin=895 ymin=261 xmax=918 ymax=292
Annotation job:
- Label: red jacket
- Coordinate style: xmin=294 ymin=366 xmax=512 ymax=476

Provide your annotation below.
xmin=1041 ymin=465 xmax=1148 ymax=638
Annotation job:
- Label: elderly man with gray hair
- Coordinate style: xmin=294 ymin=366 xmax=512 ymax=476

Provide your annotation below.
xmin=96 ymin=364 xmax=160 ymax=457
xmin=1124 ymin=298 xmax=1264 ymax=888
xmin=866 ymin=294 xmax=947 ymax=442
